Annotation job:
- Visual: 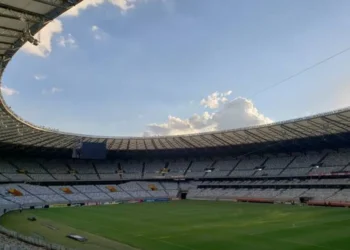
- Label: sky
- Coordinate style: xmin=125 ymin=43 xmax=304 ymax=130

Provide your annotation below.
xmin=2 ymin=0 xmax=350 ymax=137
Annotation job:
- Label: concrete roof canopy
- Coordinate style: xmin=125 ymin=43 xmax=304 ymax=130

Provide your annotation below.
xmin=0 ymin=0 xmax=350 ymax=152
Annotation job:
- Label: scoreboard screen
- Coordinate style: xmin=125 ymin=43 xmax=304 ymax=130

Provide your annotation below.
xmin=80 ymin=142 xmax=107 ymax=160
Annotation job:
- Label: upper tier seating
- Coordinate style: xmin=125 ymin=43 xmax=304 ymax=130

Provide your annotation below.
xmin=77 ymin=174 xmax=99 ymax=181
xmin=43 ymin=160 xmax=69 ymax=173
xmin=235 ymin=158 xmax=266 ymax=170
xmin=167 ymin=161 xmax=189 ymax=175
xmin=95 ymin=162 xmax=118 ymax=174
xmin=1 ymin=174 xmax=32 ymax=181
xmin=205 ymin=160 xmax=239 ymax=178
xmin=144 ymin=162 xmax=166 ymax=174
xmin=0 ymin=160 xmax=17 ymax=173
xmin=288 ymin=153 xmax=324 ymax=168
xmin=263 ymin=156 xmax=294 ymax=169
xmin=120 ymin=162 xmax=142 ymax=179
xmin=52 ymin=174 xmax=77 ymax=181
xmin=69 ymin=161 xmax=96 ymax=174
xmin=28 ymin=174 xmax=55 ymax=181
xmin=2 ymin=151 xmax=350 ymax=183
xmin=321 ymin=151 xmax=350 ymax=167
xmin=12 ymin=160 xmax=46 ymax=173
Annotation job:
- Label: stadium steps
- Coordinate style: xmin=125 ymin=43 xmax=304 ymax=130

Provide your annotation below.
xmin=183 ymin=161 xmax=193 ymax=176
xmin=304 ymin=153 xmax=329 ymax=176
xmin=261 ymin=158 xmax=269 ymax=166
xmin=279 ymin=156 xmax=297 ymax=175
xmin=66 ymin=163 xmax=79 ymax=180
xmin=1 ymin=196 xmax=19 ymax=205
xmin=296 ymin=189 xmax=309 ymax=198
xmin=339 ymin=163 xmax=350 ymax=172
xmin=158 ymin=182 xmax=170 ymax=196
xmin=141 ymin=162 xmax=145 ymax=178
xmin=136 ymin=182 xmax=148 ymax=191
xmin=9 ymin=161 xmax=34 ymax=181
xmin=92 ymin=163 xmax=101 ymax=180
xmin=38 ymin=162 xmax=57 ymax=180
xmin=0 ymin=173 xmax=9 ymax=181
xmin=163 ymin=189 xmax=169 ymax=196
xmin=159 ymin=182 xmax=167 ymax=191
xmin=19 ymin=185 xmax=45 ymax=202
xmin=327 ymin=189 xmax=342 ymax=200
xmin=203 ymin=160 xmax=217 ymax=177
xmin=98 ymin=187 xmax=117 ymax=200
xmin=48 ymin=187 xmax=70 ymax=202
xmin=318 ymin=153 xmax=330 ymax=164
xmin=227 ymin=159 xmax=243 ymax=176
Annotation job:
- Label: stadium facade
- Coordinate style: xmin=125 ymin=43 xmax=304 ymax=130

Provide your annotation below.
xmin=1 ymin=1 xmax=350 ymax=249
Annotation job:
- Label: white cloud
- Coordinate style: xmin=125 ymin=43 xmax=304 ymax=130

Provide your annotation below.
xmin=21 ymin=0 xmax=143 ymax=58
xmin=1 ymin=85 xmax=19 ymax=96
xmin=21 ymin=20 xmax=63 ymax=58
xmin=200 ymin=90 xmax=232 ymax=109
xmin=92 ymin=25 xmax=99 ymax=32
xmin=62 ymin=0 xmax=135 ymax=17
xmin=91 ymin=25 xmax=108 ymax=40
xmin=144 ymin=97 xmax=272 ymax=136
xmin=62 ymin=0 xmax=104 ymax=17
xmin=57 ymin=34 xmax=77 ymax=48
xmin=42 ymin=87 xmax=63 ymax=95
xmin=34 ymin=74 xmax=47 ymax=81
xmin=51 ymin=87 xmax=63 ymax=93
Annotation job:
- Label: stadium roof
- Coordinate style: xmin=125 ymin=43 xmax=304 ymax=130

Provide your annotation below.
xmin=1 ymin=0 xmax=350 ymax=153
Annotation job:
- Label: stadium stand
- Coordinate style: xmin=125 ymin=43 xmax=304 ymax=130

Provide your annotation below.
xmin=120 ymin=162 xmax=143 ymax=179
xmin=0 ymin=150 xmax=349 ymax=182
xmin=0 ymin=233 xmax=45 ymax=250
xmin=2 ymin=1 xmax=350 ymax=249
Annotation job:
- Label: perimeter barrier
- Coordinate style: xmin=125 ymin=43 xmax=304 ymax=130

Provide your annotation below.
xmin=307 ymin=201 xmax=350 ymax=207
xmin=236 ymin=198 xmax=275 ymax=204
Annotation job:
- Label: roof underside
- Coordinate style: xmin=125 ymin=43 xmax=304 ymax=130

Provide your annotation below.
xmin=0 ymin=0 xmax=350 ymax=152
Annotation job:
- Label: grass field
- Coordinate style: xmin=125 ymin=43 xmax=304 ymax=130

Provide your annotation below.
xmin=1 ymin=200 xmax=350 ymax=250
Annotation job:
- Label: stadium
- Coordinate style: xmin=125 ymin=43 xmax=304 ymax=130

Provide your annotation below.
xmin=0 ymin=1 xmax=350 ymax=250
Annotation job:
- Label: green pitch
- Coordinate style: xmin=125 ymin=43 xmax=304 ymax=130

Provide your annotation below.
xmin=1 ymin=200 xmax=350 ymax=250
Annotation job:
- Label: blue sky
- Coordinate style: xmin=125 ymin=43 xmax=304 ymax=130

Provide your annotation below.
xmin=2 ymin=0 xmax=350 ymax=136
